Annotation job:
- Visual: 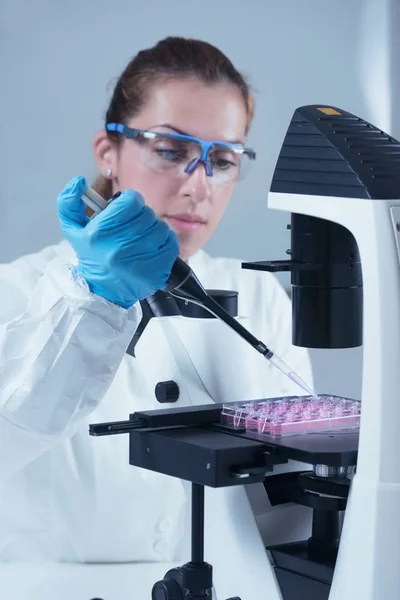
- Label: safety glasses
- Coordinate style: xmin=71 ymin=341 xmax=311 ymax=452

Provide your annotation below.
xmin=106 ymin=123 xmax=256 ymax=185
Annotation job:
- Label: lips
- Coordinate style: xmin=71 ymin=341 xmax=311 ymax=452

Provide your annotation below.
xmin=167 ymin=213 xmax=206 ymax=223
xmin=165 ymin=213 xmax=207 ymax=233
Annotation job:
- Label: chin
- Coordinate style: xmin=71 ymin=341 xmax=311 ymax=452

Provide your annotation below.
xmin=177 ymin=236 xmax=202 ymax=262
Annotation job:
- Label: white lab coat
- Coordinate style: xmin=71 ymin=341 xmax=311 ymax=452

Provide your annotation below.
xmin=0 ymin=240 xmax=313 ymax=565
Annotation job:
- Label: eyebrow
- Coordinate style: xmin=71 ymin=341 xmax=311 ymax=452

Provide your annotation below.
xmin=150 ymin=122 xmax=244 ymax=145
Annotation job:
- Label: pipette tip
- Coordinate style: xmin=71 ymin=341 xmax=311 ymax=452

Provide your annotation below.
xmin=288 ymin=371 xmax=318 ymax=398
xmin=265 ymin=352 xmax=317 ymax=398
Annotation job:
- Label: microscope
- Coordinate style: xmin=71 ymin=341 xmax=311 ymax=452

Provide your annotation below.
xmin=90 ymin=105 xmax=400 ymax=599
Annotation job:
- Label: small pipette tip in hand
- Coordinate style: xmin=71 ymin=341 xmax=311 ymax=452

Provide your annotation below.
xmin=266 ymin=352 xmax=317 ymax=398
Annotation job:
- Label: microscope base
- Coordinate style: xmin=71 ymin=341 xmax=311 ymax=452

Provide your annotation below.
xmin=269 ymin=542 xmax=333 ymax=600
xmin=328 ymin=474 xmax=400 ymax=600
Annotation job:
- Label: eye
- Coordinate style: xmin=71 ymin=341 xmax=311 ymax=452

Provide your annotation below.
xmin=152 ymin=139 xmax=189 ymax=163
xmin=210 ymin=150 xmax=239 ymax=171
xmin=154 ymin=148 xmax=187 ymax=163
xmin=212 ymin=158 xmax=235 ymax=170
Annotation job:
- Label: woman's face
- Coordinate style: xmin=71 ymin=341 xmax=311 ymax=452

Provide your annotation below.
xmin=93 ymin=78 xmax=249 ymax=260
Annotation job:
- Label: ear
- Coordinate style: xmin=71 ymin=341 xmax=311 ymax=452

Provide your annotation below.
xmin=92 ymin=130 xmax=119 ymax=177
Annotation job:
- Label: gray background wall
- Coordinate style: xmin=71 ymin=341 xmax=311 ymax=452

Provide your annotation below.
xmin=1 ymin=0 xmax=399 ymax=399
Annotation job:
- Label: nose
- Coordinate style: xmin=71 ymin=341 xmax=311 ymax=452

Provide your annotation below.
xmin=178 ymin=160 xmax=212 ymax=204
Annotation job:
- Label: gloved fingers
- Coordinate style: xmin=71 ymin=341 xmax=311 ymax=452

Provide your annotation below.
xmin=121 ymin=217 xmax=178 ymax=257
xmin=94 ymin=189 xmax=146 ymax=230
xmin=133 ymin=238 xmax=179 ymax=290
xmin=151 ymin=221 xmax=179 ymax=253
xmin=133 ymin=226 xmax=179 ymax=262
xmin=57 ymin=176 xmax=89 ymax=228
xmin=158 ymin=226 xmax=179 ymax=253
xmin=94 ymin=189 xmax=169 ymax=239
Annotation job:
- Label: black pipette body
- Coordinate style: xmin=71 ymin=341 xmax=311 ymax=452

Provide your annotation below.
xmin=165 ymin=258 xmax=272 ymax=357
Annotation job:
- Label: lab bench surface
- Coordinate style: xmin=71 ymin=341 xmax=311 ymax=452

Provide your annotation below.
xmin=0 ymin=561 xmax=178 ymax=600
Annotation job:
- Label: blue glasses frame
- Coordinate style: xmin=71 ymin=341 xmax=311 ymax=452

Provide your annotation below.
xmin=106 ymin=122 xmax=256 ymax=177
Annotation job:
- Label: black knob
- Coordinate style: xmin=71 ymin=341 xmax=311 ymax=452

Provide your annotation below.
xmin=155 ymin=380 xmax=180 ymax=403
xmin=152 ymin=579 xmax=184 ymax=600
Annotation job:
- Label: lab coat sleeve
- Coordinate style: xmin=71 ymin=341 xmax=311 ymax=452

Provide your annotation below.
xmin=0 ymin=256 xmax=142 ymax=485
xmin=263 ymin=275 xmax=315 ymax=396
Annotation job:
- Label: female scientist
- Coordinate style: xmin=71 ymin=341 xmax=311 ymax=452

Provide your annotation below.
xmin=0 ymin=37 xmax=313 ymax=564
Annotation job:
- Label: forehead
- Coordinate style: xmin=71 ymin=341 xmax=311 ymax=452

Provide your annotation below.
xmin=130 ymin=78 xmax=248 ymax=142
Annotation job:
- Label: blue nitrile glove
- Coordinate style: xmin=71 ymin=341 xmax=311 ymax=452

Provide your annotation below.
xmin=57 ymin=176 xmax=179 ymax=308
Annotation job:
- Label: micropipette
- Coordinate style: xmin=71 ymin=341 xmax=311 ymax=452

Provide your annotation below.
xmin=81 ymin=186 xmax=316 ymax=398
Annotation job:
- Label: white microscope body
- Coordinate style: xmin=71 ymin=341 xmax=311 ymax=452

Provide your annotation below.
xmin=268 ymin=190 xmax=400 ymax=600
xmin=202 ymin=106 xmax=400 ymax=600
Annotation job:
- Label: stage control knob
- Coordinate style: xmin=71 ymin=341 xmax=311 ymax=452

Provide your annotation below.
xmin=152 ymin=579 xmax=184 ymax=600
xmin=155 ymin=380 xmax=180 ymax=403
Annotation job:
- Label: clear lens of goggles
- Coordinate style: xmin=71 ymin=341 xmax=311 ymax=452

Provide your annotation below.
xmin=136 ymin=132 xmax=253 ymax=184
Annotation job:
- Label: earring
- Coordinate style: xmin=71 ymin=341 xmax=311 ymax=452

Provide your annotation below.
xmin=104 ymin=168 xmax=112 ymax=177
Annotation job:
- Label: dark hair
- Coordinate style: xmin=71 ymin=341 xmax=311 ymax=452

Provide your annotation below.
xmin=93 ymin=36 xmax=254 ymax=198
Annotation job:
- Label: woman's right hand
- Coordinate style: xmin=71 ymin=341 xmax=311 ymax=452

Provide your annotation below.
xmin=57 ymin=176 xmax=179 ymax=308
